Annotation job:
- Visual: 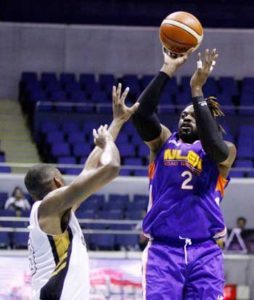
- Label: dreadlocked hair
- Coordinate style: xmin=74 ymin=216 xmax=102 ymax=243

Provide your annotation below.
xmin=205 ymin=96 xmax=226 ymax=134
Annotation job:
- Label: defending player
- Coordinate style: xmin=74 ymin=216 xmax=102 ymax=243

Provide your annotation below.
xmin=25 ymin=83 xmax=138 ymax=300
xmin=132 ymin=49 xmax=236 ymax=299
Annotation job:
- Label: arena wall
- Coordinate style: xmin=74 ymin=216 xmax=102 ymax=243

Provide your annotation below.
xmin=0 ymin=23 xmax=253 ymax=98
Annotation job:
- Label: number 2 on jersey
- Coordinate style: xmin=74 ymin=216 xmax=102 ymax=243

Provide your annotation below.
xmin=181 ymin=171 xmax=193 ymax=190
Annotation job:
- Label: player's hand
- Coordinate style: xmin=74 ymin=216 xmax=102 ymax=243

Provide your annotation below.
xmin=112 ymin=83 xmax=139 ymax=123
xmin=93 ymin=125 xmax=113 ymax=149
xmin=160 ymin=47 xmax=192 ymax=77
xmin=190 ymin=49 xmax=218 ymax=90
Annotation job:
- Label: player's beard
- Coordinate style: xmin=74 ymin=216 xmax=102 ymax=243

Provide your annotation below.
xmin=179 ymin=127 xmax=199 ymax=144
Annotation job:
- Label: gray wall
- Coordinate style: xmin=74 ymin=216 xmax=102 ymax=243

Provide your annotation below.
xmin=1 ymin=23 xmax=254 ymax=99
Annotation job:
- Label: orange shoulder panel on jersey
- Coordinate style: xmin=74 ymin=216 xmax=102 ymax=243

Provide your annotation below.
xmin=148 ymin=162 xmax=155 ymax=180
xmin=215 ymin=175 xmax=228 ymax=197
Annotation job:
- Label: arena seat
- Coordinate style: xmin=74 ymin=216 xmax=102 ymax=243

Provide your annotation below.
xmin=0 ymin=192 xmax=8 ymax=209
xmin=13 ymin=232 xmax=29 ymax=249
xmin=0 ymin=232 xmax=10 ymax=248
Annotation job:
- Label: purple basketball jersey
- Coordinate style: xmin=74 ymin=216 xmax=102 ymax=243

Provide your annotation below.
xmin=143 ymin=132 xmax=229 ymax=242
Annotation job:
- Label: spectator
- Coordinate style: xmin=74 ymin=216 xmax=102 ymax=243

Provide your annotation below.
xmin=4 ymin=186 xmax=31 ymax=215
xmin=225 ymin=217 xmax=248 ymax=253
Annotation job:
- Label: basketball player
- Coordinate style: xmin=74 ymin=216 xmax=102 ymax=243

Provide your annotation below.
xmin=132 ymin=48 xmax=236 ymax=299
xmin=25 ymin=83 xmax=139 ymax=300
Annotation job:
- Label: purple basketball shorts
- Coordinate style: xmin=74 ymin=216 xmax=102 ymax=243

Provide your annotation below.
xmin=142 ymin=239 xmax=224 ymax=300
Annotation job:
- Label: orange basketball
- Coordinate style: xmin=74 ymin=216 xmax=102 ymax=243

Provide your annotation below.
xmin=159 ymin=11 xmax=203 ymax=54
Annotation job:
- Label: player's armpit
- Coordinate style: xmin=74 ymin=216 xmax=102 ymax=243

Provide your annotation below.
xmin=218 ymin=141 xmax=237 ymax=177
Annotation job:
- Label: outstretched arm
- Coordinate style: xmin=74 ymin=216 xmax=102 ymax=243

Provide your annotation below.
xmin=133 ymin=48 xmax=190 ymax=155
xmin=85 ymin=83 xmax=139 ymax=170
xmin=190 ymin=49 xmax=236 ymax=175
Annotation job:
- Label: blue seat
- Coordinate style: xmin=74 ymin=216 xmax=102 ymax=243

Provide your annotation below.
xmin=0 ymin=232 xmax=10 ymax=248
xmin=118 ymin=144 xmax=136 ymax=157
xmin=57 ymin=156 xmax=77 ymax=164
xmin=119 ymin=169 xmax=132 ymax=176
xmin=45 ymin=131 xmax=65 ymax=144
xmin=131 ymin=134 xmax=143 ymax=146
xmin=91 ymin=90 xmax=108 ymax=103
xmin=51 ymin=142 xmax=71 ymax=157
xmin=39 ymin=121 xmax=59 ymax=134
xmin=45 ymin=81 xmax=62 ymax=93
xmin=0 ymin=166 xmax=11 ymax=173
xmin=21 ymin=72 xmax=38 ymax=83
xmin=41 ymin=72 xmax=58 ymax=84
xmin=79 ymin=195 xmax=105 ymax=212
xmin=79 ymin=73 xmax=96 ymax=91
xmin=116 ymin=133 xmax=130 ymax=145
xmin=203 ymin=77 xmax=218 ymax=95
xmin=97 ymin=210 xmax=123 ymax=220
xmin=0 ymin=192 xmax=8 ymax=209
xmin=133 ymin=169 xmax=148 ymax=177
xmin=104 ymin=194 xmax=129 ymax=211
xmin=68 ymin=90 xmax=87 ymax=103
xmin=67 ymin=132 xmax=85 ymax=144
xmin=91 ymin=234 xmax=115 ymax=250
xmin=122 ymin=74 xmax=140 ymax=97
xmin=180 ymin=76 xmax=191 ymax=91
xmin=50 ymin=90 xmax=67 ymax=102
xmin=116 ymin=234 xmax=139 ymax=250
xmin=136 ymin=143 xmax=149 ymax=158
xmin=0 ymin=155 xmax=6 ymax=162
xmin=125 ymin=210 xmax=143 ymax=220
xmin=61 ymin=122 xmax=80 ymax=134
xmin=237 ymin=145 xmax=253 ymax=159
xmin=175 ymin=92 xmax=191 ymax=106
xmin=163 ymin=77 xmax=178 ymax=95
xmin=140 ymin=75 xmax=154 ymax=89
xmin=123 ymin=157 xmax=143 ymax=166
xmin=0 ymin=210 xmax=17 ymax=227
xmin=72 ymin=143 xmax=91 ymax=157
xmin=219 ymin=77 xmax=238 ymax=96
xmin=98 ymin=74 xmax=116 ymax=93
xmin=13 ymin=232 xmax=29 ymax=249
xmin=64 ymin=168 xmax=82 ymax=175
xmin=60 ymin=73 xmax=76 ymax=85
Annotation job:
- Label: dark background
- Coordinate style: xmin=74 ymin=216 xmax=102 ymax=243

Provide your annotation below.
xmin=0 ymin=0 xmax=253 ymax=28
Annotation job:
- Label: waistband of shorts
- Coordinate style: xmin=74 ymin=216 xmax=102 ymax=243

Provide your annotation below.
xmin=151 ymin=237 xmax=215 ymax=247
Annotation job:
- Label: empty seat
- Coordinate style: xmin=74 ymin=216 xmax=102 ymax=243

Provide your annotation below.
xmin=51 ymin=142 xmax=71 ymax=157
xmin=0 ymin=232 xmax=10 ymax=248
xmin=91 ymin=234 xmax=115 ymax=251
xmin=72 ymin=143 xmax=91 ymax=157
xmin=57 ymin=156 xmax=76 ymax=164
xmin=13 ymin=232 xmax=29 ymax=249
xmin=39 ymin=121 xmax=59 ymax=134
xmin=123 ymin=157 xmax=143 ymax=166
xmin=67 ymin=132 xmax=86 ymax=144
xmin=61 ymin=122 xmax=80 ymax=134
xmin=45 ymin=131 xmax=65 ymax=144
xmin=118 ymin=144 xmax=136 ymax=157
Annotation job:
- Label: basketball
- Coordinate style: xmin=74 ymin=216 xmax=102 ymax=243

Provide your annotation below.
xmin=159 ymin=11 xmax=203 ymax=54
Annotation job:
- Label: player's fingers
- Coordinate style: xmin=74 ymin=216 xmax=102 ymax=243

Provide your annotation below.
xmin=116 ymin=83 xmax=122 ymax=99
xmin=204 ymin=49 xmax=210 ymax=65
xmin=120 ymin=87 xmax=130 ymax=103
xmin=98 ymin=125 xmax=104 ymax=135
xmin=197 ymin=52 xmax=202 ymax=69
xmin=112 ymin=85 xmax=117 ymax=104
xmin=129 ymin=102 xmax=140 ymax=114
xmin=93 ymin=128 xmax=98 ymax=139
